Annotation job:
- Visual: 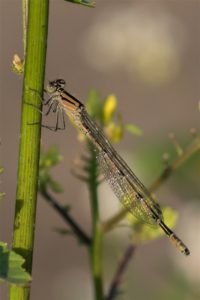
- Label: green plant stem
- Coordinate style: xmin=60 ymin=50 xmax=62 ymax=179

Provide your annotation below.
xmin=103 ymin=136 xmax=200 ymax=233
xmin=40 ymin=189 xmax=91 ymax=246
xmin=9 ymin=1 xmax=49 ymax=300
xmin=21 ymin=0 xmax=28 ymax=53
xmin=88 ymin=142 xmax=104 ymax=300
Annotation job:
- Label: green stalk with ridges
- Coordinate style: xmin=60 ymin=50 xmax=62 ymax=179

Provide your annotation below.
xmin=9 ymin=1 xmax=49 ymax=299
xmin=88 ymin=142 xmax=104 ymax=300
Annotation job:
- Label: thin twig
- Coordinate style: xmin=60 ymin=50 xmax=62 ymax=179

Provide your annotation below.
xmin=106 ymin=244 xmax=136 ymax=300
xmin=40 ymin=190 xmax=91 ymax=246
xmin=149 ymin=136 xmax=200 ymax=191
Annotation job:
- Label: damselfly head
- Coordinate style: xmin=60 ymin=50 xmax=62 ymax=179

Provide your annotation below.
xmin=46 ymin=79 xmax=66 ymax=93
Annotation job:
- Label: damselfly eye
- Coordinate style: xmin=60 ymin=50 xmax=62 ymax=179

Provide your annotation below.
xmin=47 ymin=79 xmax=66 ymax=93
xmin=56 ymin=79 xmax=66 ymax=88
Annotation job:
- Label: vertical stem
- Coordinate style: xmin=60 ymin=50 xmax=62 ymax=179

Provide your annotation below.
xmin=88 ymin=143 xmax=104 ymax=300
xmin=21 ymin=0 xmax=28 ymax=53
xmin=9 ymin=1 xmax=49 ymax=300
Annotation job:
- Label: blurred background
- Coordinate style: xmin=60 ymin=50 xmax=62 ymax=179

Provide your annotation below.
xmin=1 ymin=0 xmax=200 ymax=299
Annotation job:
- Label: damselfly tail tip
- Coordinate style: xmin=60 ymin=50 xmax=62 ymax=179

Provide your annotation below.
xmin=170 ymin=233 xmax=190 ymax=256
xmin=178 ymin=243 xmax=190 ymax=256
xmin=183 ymin=247 xmax=190 ymax=256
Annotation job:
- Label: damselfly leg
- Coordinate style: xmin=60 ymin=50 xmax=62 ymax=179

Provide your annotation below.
xmin=28 ymin=87 xmax=66 ymax=131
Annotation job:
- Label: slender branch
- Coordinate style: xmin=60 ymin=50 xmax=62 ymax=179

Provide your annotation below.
xmin=149 ymin=136 xmax=200 ymax=191
xmin=103 ymin=136 xmax=200 ymax=233
xmin=106 ymin=244 xmax=136 ymax=300
xmin=9 ymin=1 xmax=49 ymax=300
xmin=40 ymin=190 xmax=91 ymax=246
xmin=88 ymin=142 xmax=104 ymax=300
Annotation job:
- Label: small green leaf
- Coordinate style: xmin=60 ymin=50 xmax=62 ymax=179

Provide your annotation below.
xmin=86 ymin=89 xmax=102 ymax=119
xmin=125 ymin=124 xmax=143 ymax=136
xmin=64 ymin=0 xmax=94 ymax=8
xmin=0 ymin=242 xmax=31 ymax=285
xmin=0 ymin=167 xmax=4 ymax=174
xmin=39 ymin=146 xmax=63 ymax=193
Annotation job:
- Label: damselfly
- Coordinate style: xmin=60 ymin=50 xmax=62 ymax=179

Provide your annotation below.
xmin=39 ymin=78 xmax=190 ymax=256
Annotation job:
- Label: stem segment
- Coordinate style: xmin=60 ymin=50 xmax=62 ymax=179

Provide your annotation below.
xmin=9 ymin=1 xmax=49 ymax=299
xmin=88 ymin=142 xmax=104 ymax=300
xmin=149 ymin=136 xmax=200 ymax=191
